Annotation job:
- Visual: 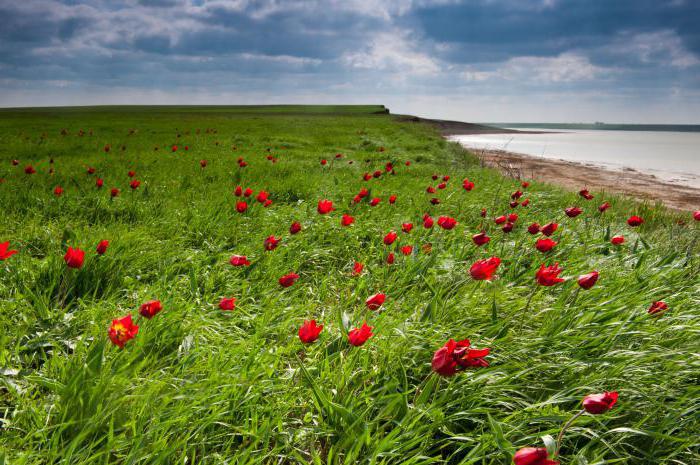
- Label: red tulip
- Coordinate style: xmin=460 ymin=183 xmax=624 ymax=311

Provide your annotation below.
xmin=582 ymin=391 xmax=618 ymax=414
xmin=511 ymin=190 xmax=523 ymax=199
xmin=472 ymin=232 xmax=490 ymax=246
xmin=611 ymin=235 xmax=625 ymax=245
xmin=426 ymin=186 xmax=436 ymax=194
xmin=279 ymin=273 xmax=300 ymax=287
xmin=352 ymin=261 xmax=364 ymax=276
xmin=96 ymin=178 xmax=104 ymax=188
xmin=171 ymin=145 xmax=178 ymax=152
xmin=402 ymin=222 xmax=413 ymax=233
xmin=535 ymin=238 xmax=557 ymax=252
xmin=521 ymin=198 xmax=530 ymax=207
xmin=256 ymin=191 xmax=269 ymax=203
xmin=335 ymin=153 xmax=342 ymax=159
xmin=64 ymin=247 xmax=85 ymax=269
xmin=239 ymin=161 xmax=248 ymax=168
xmin=263 ymin=199 xmax=272 ymax=207
xmin=494 ymin=215 xmax=507 ymax=225
xmin=578 ymin=271 xmax=599 ymax=289
xmin=317 ymin=199 xmax=334 ymax=214
xmin=369 ymin=197 xmax=381 ymax=206
xmin=432 ymin=339 xmax=490 ymax=376
xmin=264 ymin=235 xmax=280 ymax=251
xmin=565 ymin=207 xmax=583 ymax=217
xmin=298 ymin=320 xmax=323 ymax=344
xmin=128 ymin=170 xmax=136 ymax=178
xmin=437 ymin=216 xmax=457 ymax=230
xmin=528 ymin=223 xmax=540 ymax=234
xmin=219 ymin=297 xmax=236 ymax=311
xmin=129 ymin=180 xmax=141 ymax=190
xmin=389 ymin=195 xmax=397 ymax=204
xmin=431 ymin=174 xmax=439 ymax=180
xmin=110 ymin=188 xmax=120 ymax=197
xmin=289 ymin=221 xmax=302 ymax=235
xmin=423 ymin=215 xmax=434 ymax=228
xmin=513 ymin=447 xmax=558 ymax=465
xmin=53 ymin=186 xmax=64 ymax=197
xmin=510 ymin=201 xmax=519 ymax=208
xmin=243 ymin=188 xmax=253 ymax=197
xmin=386 ymin=252 xmax=395 ymax=264
xmin=199 ymin=160 xmax=207 ymax=168
xmin=363 ymin=173 xmax=372 ymax=181
xmin=400 ymin=245 xmax=413 ymax=256
xmin=0 ymin=242 xmax=18 ymax=261
xmin=108 ymin=315 xmax=139 ymax=348
xmin=352 ymin=194 xmax=362 ymax=203
xmin=358 ymin=188 xmax=369 ymax=198
xmin=521 ymin=181 xmax=530 ymax=188
xmin=462 ymin=179 xmax=475 ymax=191
xmin=627 ymin=215 xmax=644 ymax=227
xmin=96 ymin=240 xmax=109 ymax=255
xmin=507 ymin=213 xmax=518 ymax=223
xmin=437 ymin=182 xmax=446 ymax=190
xmin=579 ymin=189 xmax=594 ymax=200
xmin=598 ymin=202 xmax=611 ymax=212
xmin=443 ymin=175 xmax=450 ymax=181
xmin=320 ymin=159 xmax=327 ymax=166
xmin=536 ymin=263 xmax=565 ymax=286
xmin=502 ymin=222 xmax=514 ymax=233
xmin=429 ymin=198 xmax=440 ymax=205
xmin=348 ymin=322 xmax=374 ymax=346
xmin=373 ymin=170 xmax=382 ymax=178
xmin=540 ymin=222 xmax=558 ymax=236
xmin=383 ymin=231 xmax=398 ymax=245
xmin=365 ymin=293 xmax=386 ymax=310
xmin=11 ymin=159 xmax=19 ymax=166
xmin=234 ymin=186 xmax=243 ymax=196
xmin=341 ymin=214 xmax=355 ymax=226
xmin=648 ymin=301 xmax=668 ymax=315
xmin=694 ymin=210 xmax=700 ymax=221
xmin=139 ymin=300 xmax=163 ymax=318
xmin=469 ymin=257 xmax=501 ymax=281
xmin=236 ymin=201 xmax=248 ymax=213
xmin=230 ymin=255 xmax=250 ymax=266
xmin=405 ymin=160 xmax=411 ymax=166
xmin=24 ymin=165 xmax=36 ymax=175
xmin=480 ymin=208 xmax=487 ymax=218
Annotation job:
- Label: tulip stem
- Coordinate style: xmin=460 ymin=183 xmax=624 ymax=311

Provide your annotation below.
xmin=554 ymin=409 xmax=585 ymax=458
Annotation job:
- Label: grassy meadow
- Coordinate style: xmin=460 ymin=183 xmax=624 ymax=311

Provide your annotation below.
xmin=0 ymin=105 xmax=698 ymax=464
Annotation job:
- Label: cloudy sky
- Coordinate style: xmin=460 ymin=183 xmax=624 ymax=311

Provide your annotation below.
xmin=1 ymin=0 xmax=699 ymax=123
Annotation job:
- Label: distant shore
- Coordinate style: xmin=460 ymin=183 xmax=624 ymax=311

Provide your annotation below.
xmin=396 ymin=114 xmax=700 ymax=211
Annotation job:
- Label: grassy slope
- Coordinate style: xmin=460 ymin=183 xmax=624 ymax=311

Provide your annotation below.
xmin=0 ymin=106 xmax=698 ymax=464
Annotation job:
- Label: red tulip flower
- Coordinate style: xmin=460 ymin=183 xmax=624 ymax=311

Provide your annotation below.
xmin=110 ymin=188 xmax=120 ymax=197
xmin=96 ymin=240 xmax=109 ymax=255
xmin=279 ymin=273 xmax=300 ymax=287
xmin=298 ymin=320 xmax=323 ymax=344
xmin=383 ymin=231 xmax=398 ymax=245
xmin=472 ymin=232 xmax=490 ymax=246
xmin=470 ymin=257 xmax=501 ymax=281
xmin=426 ymin=186 xmax=436 ymax=194
xmin=513 ymin=447 xmax=558 ymax=465
xmin=348 ymin=322 xmax=374 ymax=346
xmin=320 ymin=159 xmax=327 ymax=166
xmin=243 ymin=188 xmax=253 ymax=197
xmin=437 ymin=182 xmax=446 ymax=190
xmin=599 ymin=202 xmax=611 ymax=212
xmin=694 ymin=210 xmax=700 ymax=221
xmin=25 ymin=165 xmax=36 ymax=175
xmin=219 ymin=297 xmax=236 ymax=311
xmin=494 ymin=215 xmax=507 ymax=225
xmin=341 ymin=214 xmax=355 ymax=226
xmin=565 ymin=207 xmax=583 ymax=217
xmin=317 ymin=199 xmax=334 ymax=214
xmin=582 ymin=391 xmax=618 ymax=414
xmin=507 ymin=213 xmax=518 ymax=223
xmin=535 ymin=238 xmax=557 ymax=252
xmin=230 ymin=255 xmax=250 ymax=266
xmin=540 ymin=222 xmax=559 ymax=236
xmin=423 ymin=215 xmax=434 ymax=228
xmin=128 ymin=170 xmax=136 ymax=178
xmin=358 ymin=188 xmax=369 ymax=198
xmin=511 ymin=190 xmax=523 ymax=200
xmin=480 ymin=208 xmax=487 ymax=217
xmin=648 ymin=301 xmax=668 ymax=315
xmin=130 ymin=180 xmax=141 ymax=190
xmin=64 ymin=247 xmax=85 ymax=269
xmin=431 ymin=174 xmax=438 ymax=180
xmin=366 ymin=293 xmax=386 ymax=310
xmin=200 ymin=160 xmax=207 ymax=168
xmin=528 ymin=223 xmax=541 ymax=234
xmin=54 ymin=186 xmax=64 ymax=197
xmin=402 ymin=223 xmax=413 ymax=233
xmin=510 ymin=201 xmax=519 ymax=208
xmin=429 ymin=198 xmax=440 ymax=205
xmin=536 ymin=263 xmax=565 ymax=286
xmin=289 ymin=221 xmax=302 ymax=235
xmin=139 ymin=300 xmax=163 ymax=318
xmin=11 ymin=159 xmax=19 ymax=166
xmin=462 ymin=179 xmax=475 ymax=191
xmin=578 ymin=271 xmax=599 ymax=289
xmin=386 ymin=252 xmax=395 ymax=264
xmin=236 ymin=201 xmax=248 ymax=213
xmin=627 ymin=215 xmax=644 ymax=227
xmin=256 ymin=191 xmax=269 ymax=204
xmin=521 ymin=181 xmax=530 ymax=188
xmin=579 ymin=189 xmax=594 ymax=200
xmin=234 ymin=186 xmax=243 ymax=196
xmin=502 ymin=222 xmax=514 ymax=233
xmin=437 ymin=216 xmax=457 ymax=230
xmin=352 ymin=261 xmax=364 ymax=276
xmin=264 ymin=235 xmax=280 ymax=251
xmin=369 ymin=197 xmax=381 ymax=207
xmin=432 ymin=339 xmax=490 ymax=376
xmin=0 ymin=242 xmax=18 ymax=261
xmin=400 ymin=245 xmax=413 ymax=256
xmin=96 ymin=178 xmax=104 ymax=188
xmin=611 ymin=235 xmax=625 ymax=245
xmin=389 ymin=195 xmax=397 ymax=204
xmin=521 ymin=198 xmax=530 ymax=207
xmin=108 ymin=315 xmax=139 ymax=348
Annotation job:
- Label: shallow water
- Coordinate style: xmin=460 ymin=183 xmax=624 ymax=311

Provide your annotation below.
xmin=449 ymin=129 xmax=700 ymax=188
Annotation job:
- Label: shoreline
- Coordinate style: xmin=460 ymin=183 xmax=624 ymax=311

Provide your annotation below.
xmin=455 ymin=146 xmax=700 ymax=211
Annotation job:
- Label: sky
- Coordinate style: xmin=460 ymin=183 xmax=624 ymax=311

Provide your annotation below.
xmin=1 ymin=0 xmax=699 ymax=123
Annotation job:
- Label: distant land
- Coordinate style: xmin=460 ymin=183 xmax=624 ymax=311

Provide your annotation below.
xmin=486 ymin=123 xmax=700 ymax=133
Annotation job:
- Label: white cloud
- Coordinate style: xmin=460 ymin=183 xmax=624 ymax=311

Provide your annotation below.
xmin=610 ymin=30 xmax=700 ymax=69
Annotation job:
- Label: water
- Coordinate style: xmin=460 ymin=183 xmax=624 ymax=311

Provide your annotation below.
xmin=448 ymin=129 xmax=700 ymax=188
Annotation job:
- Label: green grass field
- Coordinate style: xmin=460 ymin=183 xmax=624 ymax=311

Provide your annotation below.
xmin=0 ymin=105 xmax=698 ymax=464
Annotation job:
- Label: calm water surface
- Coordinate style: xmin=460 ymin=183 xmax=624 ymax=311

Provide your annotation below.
xmin=449 ymin=129 xmax=700 ymax=188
